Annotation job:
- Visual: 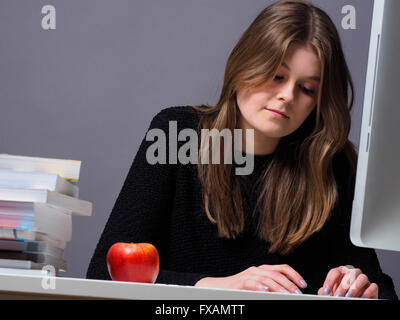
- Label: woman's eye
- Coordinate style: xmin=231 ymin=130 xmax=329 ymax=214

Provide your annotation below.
xmin=274 ymin=75 xmax=284 ymax=81
xmin=300 ymin=85 xmax=315 ymax=95
xmin=273 ymin=76 xmax=315 ymax=95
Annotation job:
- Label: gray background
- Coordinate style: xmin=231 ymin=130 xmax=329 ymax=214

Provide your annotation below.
xmin=0 ymin=0 xmax=398 ymax=297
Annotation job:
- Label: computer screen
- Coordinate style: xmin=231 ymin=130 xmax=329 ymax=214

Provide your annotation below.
xmin=350 ymin=0 xmax=400 ymax=251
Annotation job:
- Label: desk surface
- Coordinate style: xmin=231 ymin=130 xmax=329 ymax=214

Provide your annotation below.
xmin=0 ymin=272 xmax=357 ymax=300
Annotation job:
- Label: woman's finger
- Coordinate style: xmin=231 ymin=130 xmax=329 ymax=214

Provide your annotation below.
xmin=240 ymin=276 xmax=290 ymax=294
xmin=266 ymin=270 xmax=303 ymax=294
xmin=252 ymin=268 xmax=301 ymax=294
xmin=361 ymin=283 xmax=379 ymax=299
xmin=240 ymin=278 xmax=269 ymax=292
xmin=322 ymin=267 xmax=343 ymax=295
xmin=259 ymin=277 xmax=288 ymax=294
xmin=347 ymin=274 xmax=370 ymax=298
xmin=333 ymin=268 xmax=362 ymax=297
xmin=259 ymin=264 xmax=307 ymax=290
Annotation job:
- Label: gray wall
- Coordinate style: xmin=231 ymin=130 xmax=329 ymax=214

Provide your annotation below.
xmin=0 ymin=0 xmax=398 ymax=297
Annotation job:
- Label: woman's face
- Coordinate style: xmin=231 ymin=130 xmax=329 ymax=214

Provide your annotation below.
xmin=236 ymin=43 xmax=321 ymax=154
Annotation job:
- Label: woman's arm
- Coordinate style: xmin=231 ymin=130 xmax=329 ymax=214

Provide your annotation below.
xmin=86 ymin=108 xmax=207 ymax=285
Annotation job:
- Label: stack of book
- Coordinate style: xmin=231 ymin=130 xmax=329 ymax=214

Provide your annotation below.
xmin=0 ymin=154 xmax=92 ymax=276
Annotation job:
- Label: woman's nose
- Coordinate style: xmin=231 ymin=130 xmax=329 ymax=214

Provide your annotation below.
xmin=277 ymin=81 xmax=295 ymax=103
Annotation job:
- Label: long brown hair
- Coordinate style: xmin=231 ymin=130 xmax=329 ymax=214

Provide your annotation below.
xmin=192 ymin=0 xmax=357 ymax=254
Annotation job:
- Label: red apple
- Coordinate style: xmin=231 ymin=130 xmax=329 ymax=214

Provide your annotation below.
xmin=106 ymin=242 xmax=160 ymax=283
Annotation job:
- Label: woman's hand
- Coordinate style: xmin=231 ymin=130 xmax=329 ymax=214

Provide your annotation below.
xmin=318 ymin=266 xmax=379 ymax=299
xmin=194 ymin=264 xmax=307 ymax=294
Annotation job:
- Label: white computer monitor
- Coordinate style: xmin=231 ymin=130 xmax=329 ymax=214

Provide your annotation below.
xmin=350 ymin=0 xmax=400 ymax=251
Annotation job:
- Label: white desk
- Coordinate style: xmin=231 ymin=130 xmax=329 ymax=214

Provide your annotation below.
xmin=0 ymin=273 xmax=353 ymax=300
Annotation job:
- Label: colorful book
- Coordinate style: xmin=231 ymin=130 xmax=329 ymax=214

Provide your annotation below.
xmin=0 ymin=189 xmax=92 ymax=216
xmin=0 ymin=227 xmax=67 ymax=249
xmin=0 ymin=201 xmax=72 ymax=242
xmin=0 ymin=253 xmax=67 ymax=271
xmin=0 ymin=154 xmax=81 ymax=182
xmin=0 ymin=239 xmax=64 ymax=258
xmin=0 ymin=169 xmax=79 ymax=198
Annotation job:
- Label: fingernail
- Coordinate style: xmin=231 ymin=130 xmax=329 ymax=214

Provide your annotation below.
xmin=323 ymin=286 xmax=330 ymax=295
xmin=335 ymin=292 xmax=343 ymax=297
xmin=282 ymin=290 xmax=291 ymax=294
xmin=300 ymin=280 xmax=308 ymax=287
xmin=361 ymin=294 xmax=366 ymax=299
xmin=345 ymin=290 xmax=353 ymax=298
xmin=295 ymin=289 xmax=303 ymax=295
xmin=262 ymin=286 xmax=269 ymax=291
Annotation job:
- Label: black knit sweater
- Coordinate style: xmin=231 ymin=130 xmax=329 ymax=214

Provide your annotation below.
xmin=86 ymin=105 xmax=398 ymax=300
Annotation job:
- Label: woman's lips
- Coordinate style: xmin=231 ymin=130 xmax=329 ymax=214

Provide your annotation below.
xmin=265 ymin=107 xmax=289 ymax=119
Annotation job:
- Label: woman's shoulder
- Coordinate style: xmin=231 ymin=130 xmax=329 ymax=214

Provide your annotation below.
xmin=151 ymin=105 xmax=209 ymax=130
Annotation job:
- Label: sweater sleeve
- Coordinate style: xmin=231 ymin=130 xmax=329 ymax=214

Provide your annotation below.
xmin=327 ymin=151 xmax=398 ymax=300
xmin=86 ymin=108 xmax=206 ymax=286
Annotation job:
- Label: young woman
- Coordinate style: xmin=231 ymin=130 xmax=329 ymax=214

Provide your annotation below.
xmin=87 ymin=0 xmax=398 ymax=299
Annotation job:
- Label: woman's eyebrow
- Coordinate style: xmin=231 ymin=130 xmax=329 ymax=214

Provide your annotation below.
xmin=281 ymin=62 xmax=320 ymax=81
